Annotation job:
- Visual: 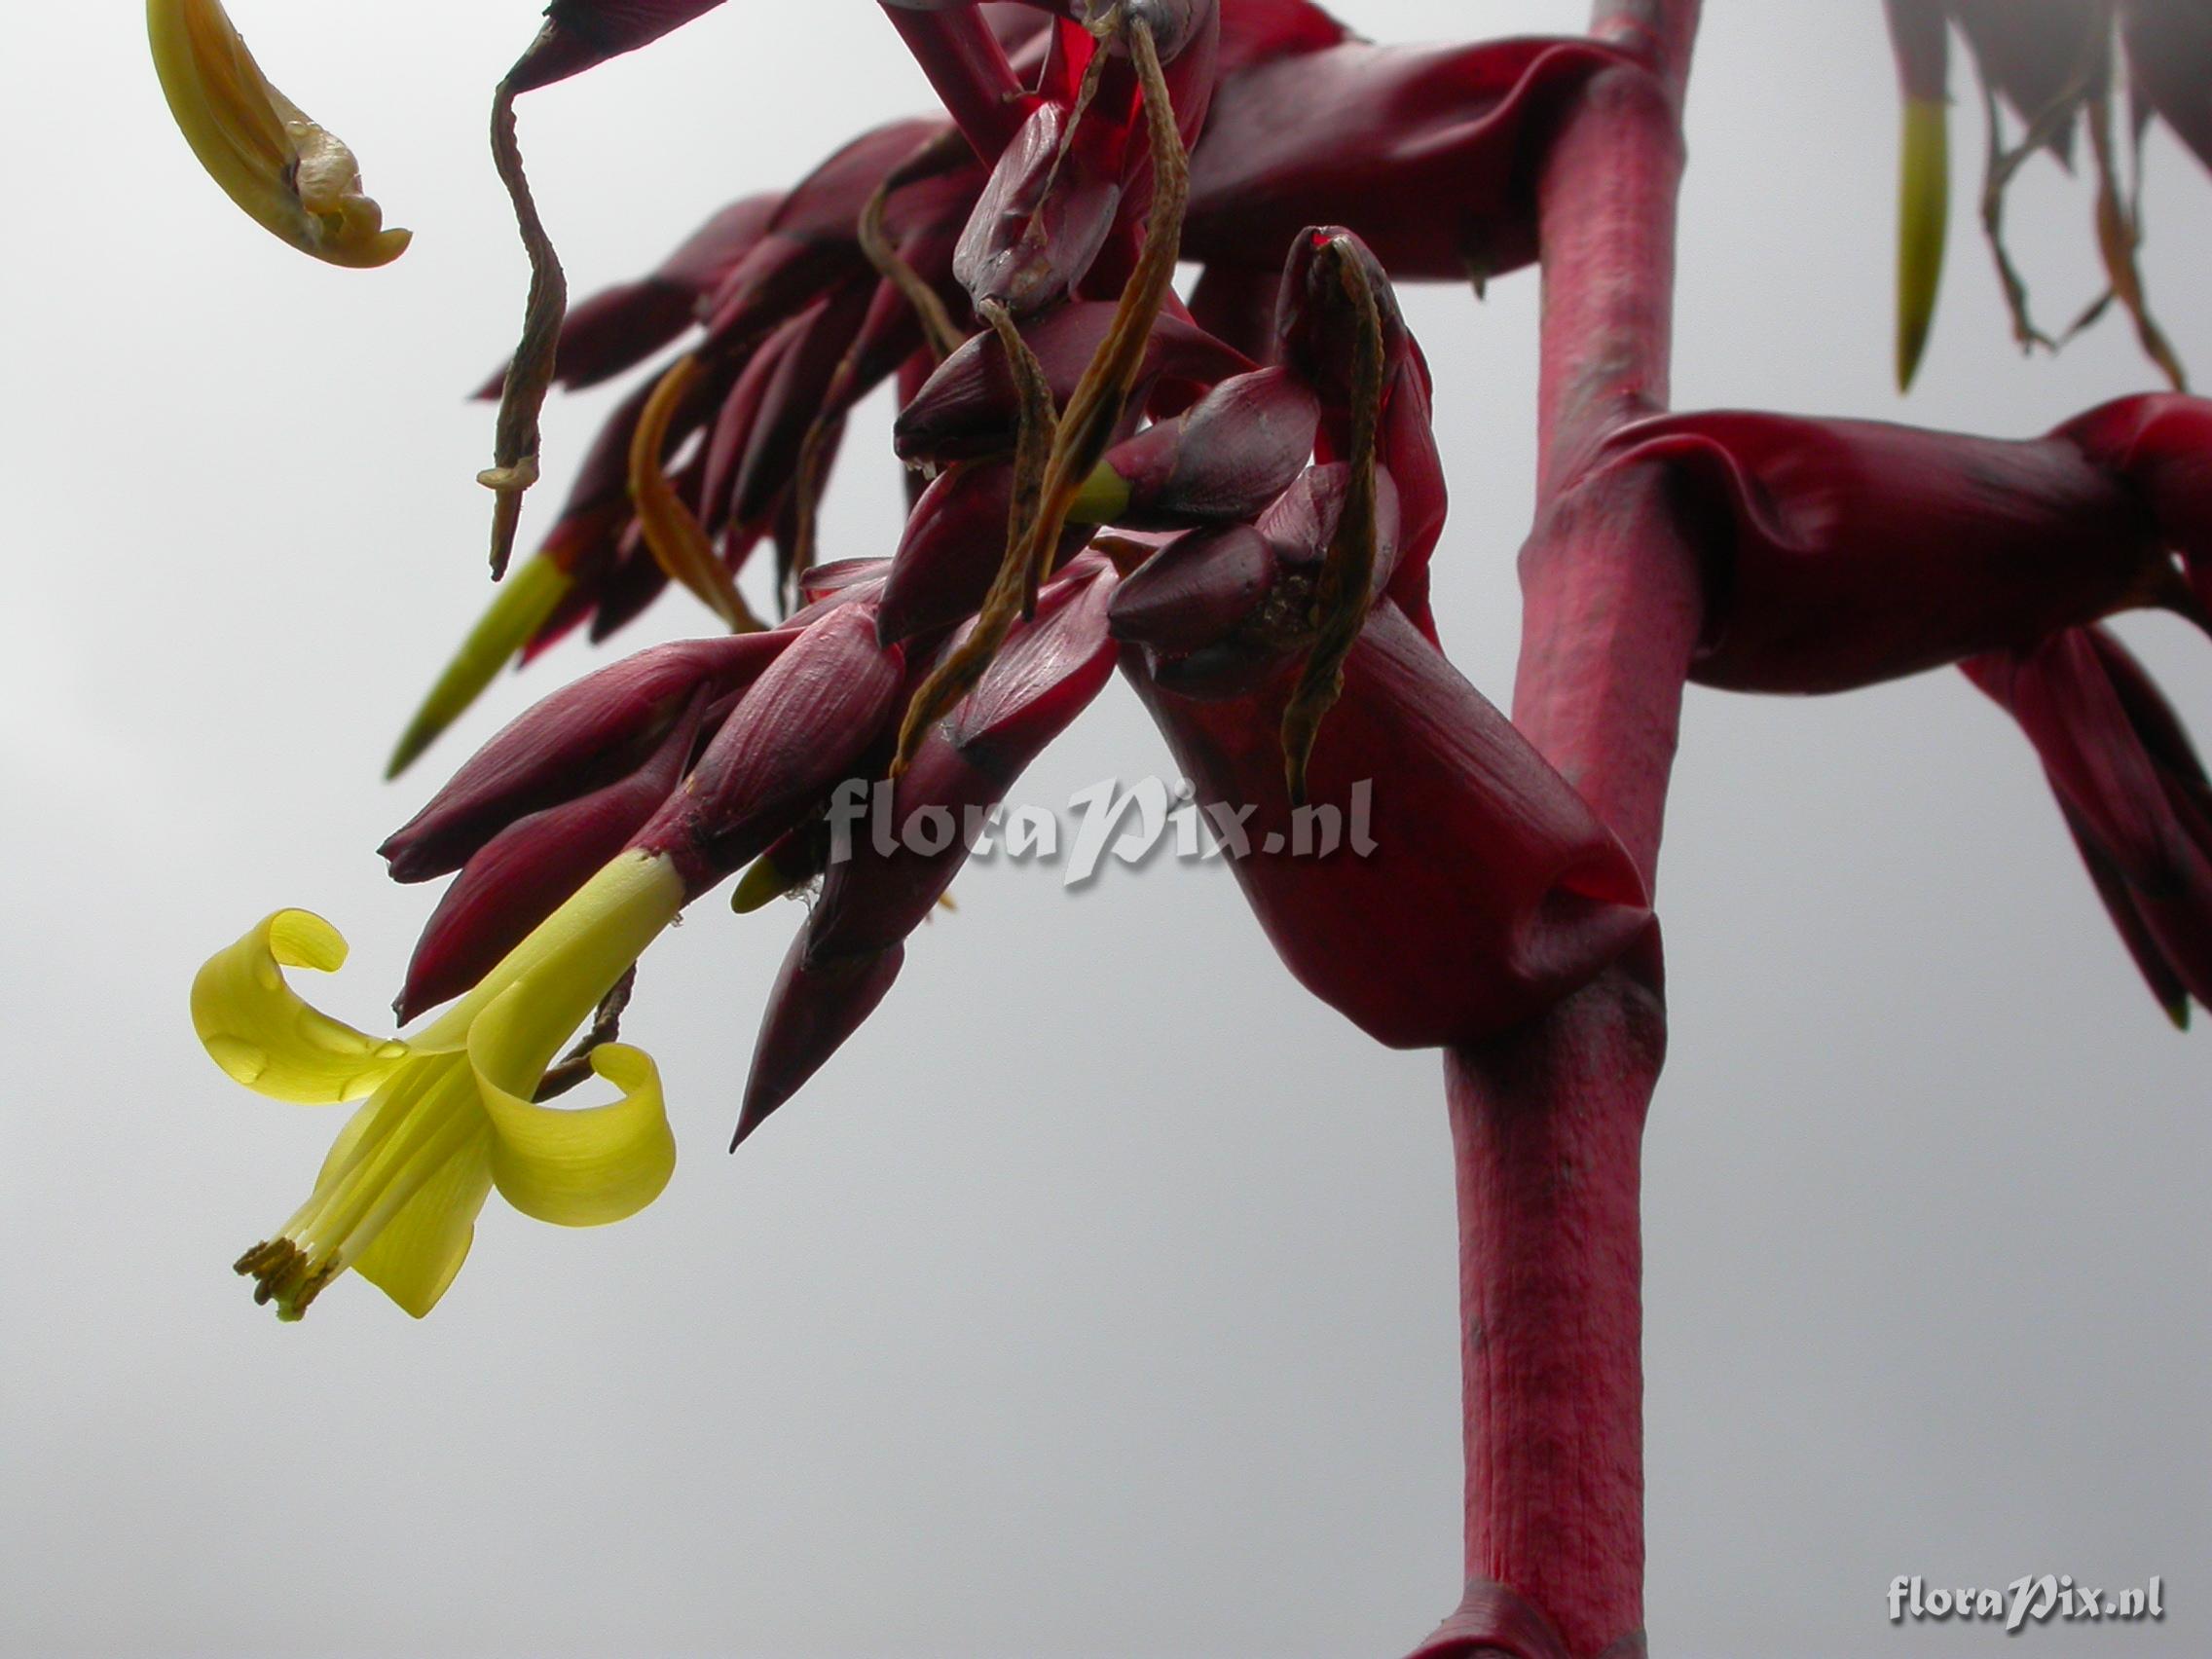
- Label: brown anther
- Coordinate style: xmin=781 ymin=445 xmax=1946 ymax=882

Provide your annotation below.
xmin=232 ymin=1238 xmax=294 ymax=1278
xmin=289 ymin=1260 xmax=341 ymax=1318
xmin=244 ymin=1240 xmax=313 ymax=1309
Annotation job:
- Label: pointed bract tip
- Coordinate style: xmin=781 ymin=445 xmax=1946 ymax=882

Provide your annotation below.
xmin=731 ymin=939 xmax=904 ymax=1150
xmin=730 ymin=847 xmax=806 ymax=913
xmin=1895 ymin=95 xmax=1949 ymax=392
xmin=387 ymin=554 xmax=574 ymax=779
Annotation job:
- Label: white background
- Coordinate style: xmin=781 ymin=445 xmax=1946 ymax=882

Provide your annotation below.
xmin=1 ymin=2 xmax=2205 ymax=1654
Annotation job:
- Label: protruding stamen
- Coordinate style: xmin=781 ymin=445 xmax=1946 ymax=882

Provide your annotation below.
xmin=235 ymin=1235 xmax=313 ymax=1311
xmin=232 ymin=1237 xmax=297 ymax=1279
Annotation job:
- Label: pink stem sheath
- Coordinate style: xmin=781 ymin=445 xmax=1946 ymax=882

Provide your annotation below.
xmin=1435 ymin=4 xmax=1704 ymax=1655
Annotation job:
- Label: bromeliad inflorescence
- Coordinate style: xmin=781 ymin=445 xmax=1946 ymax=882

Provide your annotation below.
xmin=164 ymin=0 xmax=1677 ymax=1319
xmin=153 ymin=2 xmax=2210 ymax=1652
xmin=159 ymin=0 xmax=2206 ymax=1343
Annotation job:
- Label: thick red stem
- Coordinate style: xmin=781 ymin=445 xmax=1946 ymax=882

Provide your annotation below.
xmin=1436 ymin=4 xmax=1704 ymax=1656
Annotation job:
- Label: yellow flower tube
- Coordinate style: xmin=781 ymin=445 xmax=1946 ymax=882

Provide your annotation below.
xmin=193 ymin=851 xmax=684 ymax=1319
xmin=148 ymin=0 xmax=411 ymax=268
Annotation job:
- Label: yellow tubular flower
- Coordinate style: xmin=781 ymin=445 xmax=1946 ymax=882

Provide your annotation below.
xmin=192 ymin=851 xmax=685 ymax=1319
xmin=148 ymin=0 xmax=410 ymax=268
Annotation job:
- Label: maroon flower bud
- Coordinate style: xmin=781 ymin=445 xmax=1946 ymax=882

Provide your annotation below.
xmin=894 ymin=302 xmax=1253 ymax=463
xmin=731 ymin=935 xmax=905 ymax=1148
xmin=700 ymin=121 xmax=960 ymax=348
xmin=954 ymin=98 xmax=1125 ymax=315
xmin=1605 ymin=408 xmax=2185 ymax=694
xmin=1274 ymin=227 xmax=1410 ymax=413
xmin=396 ymin=692 xmax=708 ymax=1021
xmin=638 ymin=606 xmax=907 ymax=896
xmin=1107 ymin=524 xmax=1276 ymax=657
xmin=877 ymin=459 xmax=1095 ymax=643
xmin=505 ymin=1 xmax=730 ymax=95
xmin=1269 ymin=227 xmax=1445 ymax=606
xmin=1113 ymin=463 xmax=1405 ymax=702
xmin=698 ymin=309 xmax=815 ymax=538
xmin=947 ymin=0 xmax=1220 ymax=311
xmin=1088 ymin=367 xmax=1321 ymax=529
xmin=728 ymin=277 xmax=881 ymax=527
xmin=810 ymin=562 xmax=1119 ymax=963
xmin=1128 ymin=600 xmax=1650 ymax=1048
xmin=1964 ymin=625 xmax=2212 ymax=1023
xmin=382 ymin=632 xmax=789 ymax=882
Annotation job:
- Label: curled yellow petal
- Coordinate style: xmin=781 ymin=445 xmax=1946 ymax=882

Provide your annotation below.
xmin=214 ymin=852 xmax=685 ymax=1318
xmin=148 ymin=0 xmax=411 ymax=268
xmin=236 ymin=1056 xmax=486 ymax=1318
xmin=451 ymin=853 xmax=685 ymax=1227
xmin=351 ymin=1125 xmax=495 ymax=1317
xmin=191 ymin=909 xmax=411 ymax=1104
xmin=473 ymin=1028 xmax=677 ymax=1228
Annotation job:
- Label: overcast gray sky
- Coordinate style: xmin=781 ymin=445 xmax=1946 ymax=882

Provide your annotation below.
xmin=2 ymin=3 xmax=2206 ymax=1655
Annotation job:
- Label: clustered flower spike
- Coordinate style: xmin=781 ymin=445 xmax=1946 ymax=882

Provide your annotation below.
xmin=176 ymin=1 xmax=2207 ymax=1324
xmin=1883 ymin=0 xmax=2212 ymax=388
xmin=360 ymin=0 xmax=1634 ymax=771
